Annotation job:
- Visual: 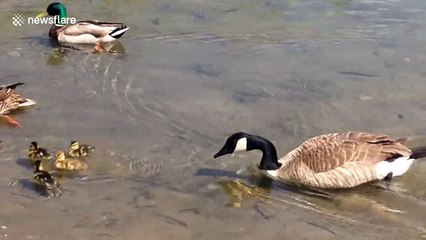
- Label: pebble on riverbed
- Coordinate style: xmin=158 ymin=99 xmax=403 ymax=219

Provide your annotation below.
xmin=359 ymin=95 xmax=373 ymax=101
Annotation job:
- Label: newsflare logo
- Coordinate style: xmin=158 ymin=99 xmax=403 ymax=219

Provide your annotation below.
xmin=12 ymin=14 xmax=25 ymax=26
xmin=11 ymin=13 xmax=76 ymax=27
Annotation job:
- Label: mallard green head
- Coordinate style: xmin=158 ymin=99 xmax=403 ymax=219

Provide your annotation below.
xmin=36 ymin=2 xmax=67 ymax=23
xmin=46 ymin=2 xmax=67 ymax=17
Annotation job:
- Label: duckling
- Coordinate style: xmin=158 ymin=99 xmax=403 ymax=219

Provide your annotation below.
xmin=28 ymin=141 xmax=52 ymax=163
xmin=67 ymin=140 xmax=95 ymax=158
xmin=33 ymin=160 xmax=61 ymax=192
xmin=55 ymin=151 xmax=88 ymax=170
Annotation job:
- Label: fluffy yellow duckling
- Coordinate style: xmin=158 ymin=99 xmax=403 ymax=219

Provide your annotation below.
xmin=28 ymin=141 xmax=52 ymax=162
xmin=55 ymin=151 xmax=88 ymax=170
xmin=67 ymin=140 xmax=95 ymax=158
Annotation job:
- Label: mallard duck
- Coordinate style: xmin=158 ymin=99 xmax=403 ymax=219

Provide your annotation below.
xmin=33 ymin=160 xmax=61 ymax=191
xmin=28 ymin=141 xmax=52 ymax=162
xmin=55 ymin=151 xmax=88 ymax=170
xmin=0 ymin=82 xmax=37 ymax=128
xmin=214 ymin=131 xmax=426 ymax=189
xmin=36 ymin=2 xmax=130 ymax=53
xmin=67 ymin=140 xmax=95 ymax=158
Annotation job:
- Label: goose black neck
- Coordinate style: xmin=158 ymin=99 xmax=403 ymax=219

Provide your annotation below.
xmin=247 ymin=136 xmax=282 ymax=170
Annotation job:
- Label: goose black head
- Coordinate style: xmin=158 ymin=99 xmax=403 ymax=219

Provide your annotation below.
xmin=214 ymin=132 xmax=282 ymax=170
xmin=214 ymin=132 xmax=252 ymax=158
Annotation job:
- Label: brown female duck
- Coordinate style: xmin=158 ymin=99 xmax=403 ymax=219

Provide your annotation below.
xmin=0 ymin=82 xmax=36 ymax=127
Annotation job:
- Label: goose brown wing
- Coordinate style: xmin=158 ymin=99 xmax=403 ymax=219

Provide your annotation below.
xmin=295 ymin=132 xmax=412 ymax=173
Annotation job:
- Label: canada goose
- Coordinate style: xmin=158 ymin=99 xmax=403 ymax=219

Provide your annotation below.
xmin=213 ymin=131 xmax=426 ymax=189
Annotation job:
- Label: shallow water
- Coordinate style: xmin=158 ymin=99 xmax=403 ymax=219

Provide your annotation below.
xmin=1 ymin=0 xmax=426 ymax=239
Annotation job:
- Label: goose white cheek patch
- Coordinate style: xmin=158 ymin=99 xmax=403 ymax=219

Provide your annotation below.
xmin=234 ymin=138 xmax=247 ymax=152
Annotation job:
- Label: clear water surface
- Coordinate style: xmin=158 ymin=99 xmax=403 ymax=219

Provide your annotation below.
xmin=1 ymin=0 xmax=426 ymax=239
